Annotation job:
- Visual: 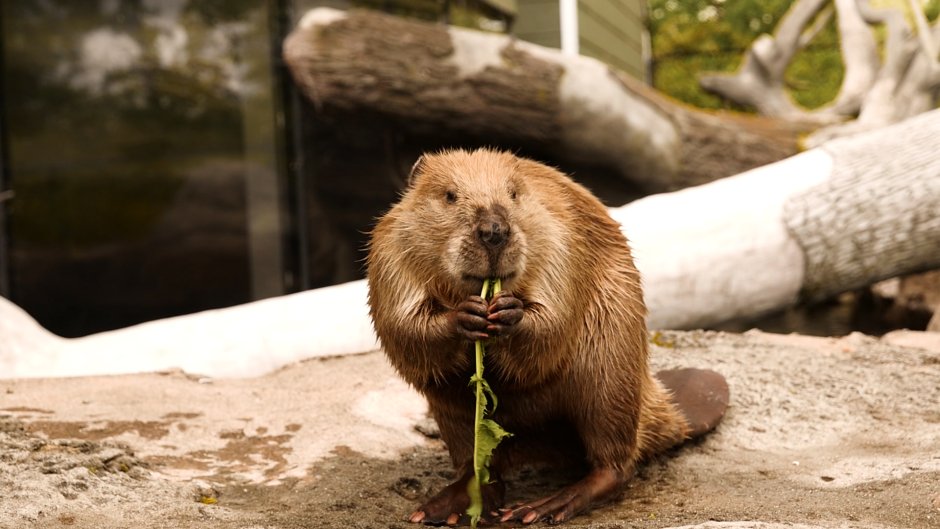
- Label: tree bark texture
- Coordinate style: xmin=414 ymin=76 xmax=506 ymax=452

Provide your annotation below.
xmin=284 ymin=8 xmax=809 ymax=191
xmin=284 ymin=8 xmax=680 ymax=190
xmin=285 ymin=9 xmax=563 ymax=145
xmin=613 ymin=109 xmax=940 ymax=329
xmin=783 ymin=109 xmax=940 ymax=302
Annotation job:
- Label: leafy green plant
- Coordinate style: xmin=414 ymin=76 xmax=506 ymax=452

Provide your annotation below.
xmin=466 ymin=278 xmax=512 ymax=528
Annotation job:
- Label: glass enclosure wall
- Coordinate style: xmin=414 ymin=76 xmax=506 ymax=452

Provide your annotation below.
xmin=0 ymin=0 xmax=522 ymax=338
xmin=0 ymin=1 xmax=291 ymax=336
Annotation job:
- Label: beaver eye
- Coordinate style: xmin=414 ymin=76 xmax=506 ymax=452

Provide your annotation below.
xmin=509 ymin=189 xmax=518 ymax=201
xmin=445 ymin=190 xmax=457 ymax=204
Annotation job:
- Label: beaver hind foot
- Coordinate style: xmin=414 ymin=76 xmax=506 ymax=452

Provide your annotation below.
xmin=656 ymin=368 xmax=730 ymax=439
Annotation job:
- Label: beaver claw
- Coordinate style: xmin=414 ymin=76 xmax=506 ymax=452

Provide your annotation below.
xmin=499 ymin=468 xmax=625 ymax=525
xmin=485 ymin=291 xmax=523 ymax=336
xmin=453 ymin=292 xmax=523 ymax=341
xmin=408 ymin=471 xmax=504 ymax=526
xmin=453 ymin=296 xmax=490 ymax=341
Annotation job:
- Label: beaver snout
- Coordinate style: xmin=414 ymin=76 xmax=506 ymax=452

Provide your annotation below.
xmin=475 ymin=208 xmax=510 ymax=250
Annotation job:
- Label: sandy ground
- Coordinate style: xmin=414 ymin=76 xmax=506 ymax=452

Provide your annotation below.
xmin=1 ymin=330 xmax=939 ymax=529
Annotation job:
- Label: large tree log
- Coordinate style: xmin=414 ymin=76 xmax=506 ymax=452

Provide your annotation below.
xmin=284 ymin=8 xmax=679 ymax=190
xmin=0 ymin=281 xmax=380 ymax=379
xmin=615 ymin=108 xmax=940 ymax=327
xmin=4 ymin=110 xmax=939 ymax=379
xmin=283 ymin=8 xmax=807 ymax=191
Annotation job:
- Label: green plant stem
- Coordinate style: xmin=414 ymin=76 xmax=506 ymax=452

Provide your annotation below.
xmin=468 ymin=278 xmax=501 ymax=528
xmin=470 ymin=337 xmax=485 ymax=511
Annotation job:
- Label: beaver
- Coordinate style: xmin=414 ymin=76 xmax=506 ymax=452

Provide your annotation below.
xmin=367 ymin=148 xmax=728 ymax=525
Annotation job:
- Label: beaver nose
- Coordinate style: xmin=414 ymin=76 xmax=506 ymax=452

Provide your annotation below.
xmin=476 ymin=212 xmax=509 ymax=249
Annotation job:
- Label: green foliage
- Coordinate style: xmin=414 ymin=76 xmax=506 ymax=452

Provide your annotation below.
xmin=649 ymin=0 xmax=803 ymax=110
xmin=647 ymin=0 xmax=940 ymax=111
xmin=651 ymin=50 xmax=744 ymax=109
xmin=785 ymin=47 xmax=844 ymax=109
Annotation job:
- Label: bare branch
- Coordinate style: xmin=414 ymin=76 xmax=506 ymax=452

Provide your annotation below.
xmin=855 ymin=0 xmax=918 ymax=94
xmin=826 ymin=0 xmax=879 ymax=115
xmin=907 ymin=0 xmax=938 ymax=61
xmin=699 ymin=0 xmax=831 ymax=118
xmin=799 ymin=5 xmax=835 ymax=49
xmin=766 ymin=0 xmax=833 ymax=70
xmin=806 ymin=0 xmax=936 ymax=146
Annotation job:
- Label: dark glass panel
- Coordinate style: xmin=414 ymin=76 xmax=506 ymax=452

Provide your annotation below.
xmin=1 ymin=1 xmax=286 ymax=336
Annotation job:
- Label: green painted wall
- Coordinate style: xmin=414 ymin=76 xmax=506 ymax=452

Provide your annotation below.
xmin=514 ymin=0 xmax=562 ymax=48
xmin=514 ymin=0 xmax=647 ymax=81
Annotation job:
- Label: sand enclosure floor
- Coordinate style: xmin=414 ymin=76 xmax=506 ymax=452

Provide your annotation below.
xmin=1 ymin=330 xmax=939 ymax=528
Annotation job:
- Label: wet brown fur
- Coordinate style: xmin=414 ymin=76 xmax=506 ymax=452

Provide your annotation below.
xmin=367 ymin=149 xmax=690 ymax=505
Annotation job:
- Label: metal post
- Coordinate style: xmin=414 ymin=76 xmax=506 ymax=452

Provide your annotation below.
xmin=559 ymin=0 xmax=579 ymax=56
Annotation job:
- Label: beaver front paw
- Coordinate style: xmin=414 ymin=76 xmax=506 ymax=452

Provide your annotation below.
xmin=485 ymin=291 xmax=523 ymax=337
xmin=452 ymin=296 xmax=491 ymax=341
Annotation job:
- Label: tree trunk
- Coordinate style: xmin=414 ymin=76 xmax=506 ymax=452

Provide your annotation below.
xmin=284 ymin=8 xmax=805 ymax=191
xmin=0 ymin=280 xmax=380 ymax=379
xmin=5 ymin=111 xmax=939 ymax=379
xmin=784 ymin=111 xmax=940 ymax=301
xmin=284 ymin=8 xmax=680 ymax=190
xmin=613 ymin=109 xmax=940 ymax=328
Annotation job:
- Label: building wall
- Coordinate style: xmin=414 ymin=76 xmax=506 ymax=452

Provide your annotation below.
xmin=514 ymin=0 xmax=647 ymax=81
xmin=513 ymin=0 xmax=562 ymax=48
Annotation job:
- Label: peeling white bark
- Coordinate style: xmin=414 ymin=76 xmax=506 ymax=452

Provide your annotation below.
xmin=285 ymin=7 xmax=681 ymax=189
xmin=612 ymin=150 xmax=832 ymax=329
xmin=519 ymin=41 xmax=681 ymax=188
xmin=0 ymin=281 xmax=380 ymax=379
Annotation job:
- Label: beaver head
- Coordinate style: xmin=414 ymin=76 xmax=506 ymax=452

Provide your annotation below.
xmin=393 ymin=149 xmax=534 ymax=296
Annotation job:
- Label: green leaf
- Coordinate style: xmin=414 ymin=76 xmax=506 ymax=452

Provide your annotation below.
xmin=475 ymin=419 xmax=512 ymax=482
xmin=466 ymin=475 xmax=484 ymax=521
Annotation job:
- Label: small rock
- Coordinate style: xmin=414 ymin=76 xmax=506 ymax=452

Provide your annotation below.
xmin=928 ymin=310 xmax=940 ymax=332
xmin=192 ymin=481 xmax=221 ymax=505
xmin=413 ymin=417 xmax=440 ymax=439
xmin=97 ymin=447 xmax=126 ymax=464
xmin=391 ymin=477 xmax=425 ymax=501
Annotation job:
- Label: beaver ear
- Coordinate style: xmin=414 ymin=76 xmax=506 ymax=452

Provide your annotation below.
xmin=407 ymin=155 xmax=427 ymax=187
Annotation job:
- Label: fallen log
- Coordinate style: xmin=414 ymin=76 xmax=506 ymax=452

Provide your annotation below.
xmin=284 ymin=7 xmax=810 ymax=191
xmin=4 ymin=85 xmax=938 ymax=380
xmin=616 ymin=108 xmax=940 ymax=328
xmin=283 ymin=8 xmax=681 ymax=190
